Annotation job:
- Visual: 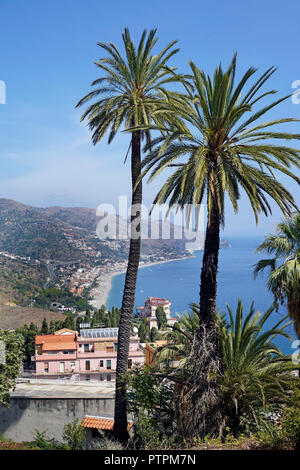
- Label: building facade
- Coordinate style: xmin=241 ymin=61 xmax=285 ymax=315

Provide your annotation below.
xmin=34 ymin=327 xmax=145 ymax=381
xmin=136 ymin=297 xmax=176 ymax=330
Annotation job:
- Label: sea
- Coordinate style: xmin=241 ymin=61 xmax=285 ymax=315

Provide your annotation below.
xmin=107 ymin=236 xmax=296 ymax=354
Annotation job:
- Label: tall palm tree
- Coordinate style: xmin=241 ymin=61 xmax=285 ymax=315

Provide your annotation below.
xmin=254 ymin=212 xmax=300 ymax=339
xmin=76 ymin=28 xmax=187 ymax=442
xmin=139 ymin=55 xmax=300 ymax=437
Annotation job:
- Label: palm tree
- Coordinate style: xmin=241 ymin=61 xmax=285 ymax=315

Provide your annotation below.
xmin=217 ymin=300 xmax=296 ymax=438
xmin=76 ymin=28 xmax=187 ymax=442
xmin=140 ymin=55 xmax=300 ymax=437
xmin=156 ymin=300 xmax=297 ymax=439
xmin=155 ymin=309 xmax=199 ymax=368
xmin=254 ymin=212 xmax=300 ymax=339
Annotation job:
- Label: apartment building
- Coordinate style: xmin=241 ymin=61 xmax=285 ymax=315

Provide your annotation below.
xmin=34 ymin=327 xmax=145 ymax=381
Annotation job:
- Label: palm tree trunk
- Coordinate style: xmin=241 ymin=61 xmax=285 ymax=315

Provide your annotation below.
xmin=199 ymin=205 xmax=221 ymax=325
xmin=179 ymin=203 xmax=222 ymax=439
xmin=113 ymin=130 xmax=142 ymax=442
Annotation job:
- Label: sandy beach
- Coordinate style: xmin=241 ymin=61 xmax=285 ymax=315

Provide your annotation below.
xmin=90 ymin=256 xmax=193 ymax=310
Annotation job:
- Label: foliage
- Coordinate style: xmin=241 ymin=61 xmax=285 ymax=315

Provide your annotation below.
xmin=76 ymin=28 xmax=188 ymax=146
xmin=150 ymin=327 xmax=159 ymax=342
xmin=155 ymin=309 xmax=199 ymax=368
xmin=254 ymin=212 xmax=300 ymax=338
xmin=124 ymin=365 xmax=176 ymax=435
xmin=139 ymin=54 xmax=300 ymax=440
xmin=129 ymin=411 xmax=177 ymax=450
xmin=17 ymin=322 xmax=38 ymax=366
xmin=28 ymin=430 xmax=69 ymax=450
xmin=88 ymin=436 xmax=125 ymax=450
xmin=280 ymin=383 xmax=300 ymax=447
xmin=0 ymin=330 xmax=24 ymax=406
xmin=216 ymin=299 xmax=298 ymax=435
xmin=41 ymin=318 xmax=48 ymax=335
xmin=140 ymin=54 xmax=300 ymax=223
xmin=138 ymin=320 xmax=150 ymax=343
xmin=34 ymin=287 xmax=91 ymax=312
xmin=156 ymin=306 xmax=167 ymax=329
xmin=156 ymin=299 xmax=299 ymax=438
xmin=62 ymin=419 xmax=86 ymax=450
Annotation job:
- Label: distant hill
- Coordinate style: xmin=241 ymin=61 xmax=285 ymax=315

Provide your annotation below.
xmin=0 ymin=303 xmax=65 ymax=330
xmin=0 ymin=198 xmax=117 ymax=262
xmin=41 ymin=205 xmax=98 ymax=231
xmin=0 ymin=254 xmax=48 ymax=305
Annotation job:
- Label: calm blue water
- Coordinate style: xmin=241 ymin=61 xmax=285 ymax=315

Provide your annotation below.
xmin=107 ymin=236 xmax=296 ymax=354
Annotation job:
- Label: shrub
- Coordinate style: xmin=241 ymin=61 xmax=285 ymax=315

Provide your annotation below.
xmin=62 ymin=419 xmax=86 ymax=450
xmin=281 ymin=385 xmax=300 ymax=448
xmin=30 ymin=430 xmax=69 ymax=450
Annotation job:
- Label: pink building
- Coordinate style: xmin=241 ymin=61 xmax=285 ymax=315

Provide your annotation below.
xmin=34 ymin=327 xmax=145 ymax=381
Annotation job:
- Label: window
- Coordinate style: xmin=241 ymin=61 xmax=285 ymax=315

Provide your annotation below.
xmin=59 ymin=362 xmax=65 ymax=373
xmin=100 ymin=374 xmax=104 ymax=381
xmin=128 ymin=359 xmax=132 ymax=369
xmin=84 ymin=344 xmax=89 ymax=352
xmin=44 ymin=363 xmax=49 ymax=373
xmin=107 ymin=360 xmax=111 ymax=370
xmin=107 ymin=374 xmax=111 ymax=381
xmin=85 ymin=360 xmax=90 ymax=371
xmin=114 ymin=343 xmax=118 ymax=351
xmin=106 ymin=346 xmax=113 ymax=353
xmin=100 ymin=360 xmax=104 ymax=368
xmin=70 ymin=362 xmax=75 ymax=371
xmin=85 ymin=374 xmax=91 ymax=381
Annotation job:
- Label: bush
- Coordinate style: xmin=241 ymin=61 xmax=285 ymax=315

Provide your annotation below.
xmin=281 ymin=385 xmax=300 ymax=448
xmin=63 ymin=419 xmax=86 ymax=450
xmin=88 ymin=436 xmax=124 ymax=450
xmin=29 ymin=430 xmax=69 ymax=450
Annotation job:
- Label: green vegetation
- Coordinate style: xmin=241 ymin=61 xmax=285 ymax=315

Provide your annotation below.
xmin=77 ymin=27 xmax=189 ymax=442
xmin=0 ymin=330 xmax=24 ymax=406
xmin=0 ymin=255 xmax=47 ymax=306
xmin=156 ymin=306 xmax=168 ymax=329
xmin=140 ymin=54 xmax=300 ymax=439
xmin=123 ymin=301 xmax=299 ymax=449
xmin=254 ymin=211 xmax=300 ymax=339
xmin=34 ymin=286 xmax=91 ymax=312
xmin=62 ymin=420 xmax=86 ymax=450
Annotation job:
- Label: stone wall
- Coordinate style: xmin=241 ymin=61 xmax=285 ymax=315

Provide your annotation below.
xmin=0 ymin=397 xmax=115 ymax=442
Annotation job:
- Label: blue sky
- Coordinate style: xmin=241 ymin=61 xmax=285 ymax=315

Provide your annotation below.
xmin=0 ymin=0 xmax=299 ymax=235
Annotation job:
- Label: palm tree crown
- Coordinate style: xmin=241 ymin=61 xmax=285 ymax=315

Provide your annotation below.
xmin=141 ymin=55 xmax=300 ymax=222
xmin=76 ymin=28 xmax=186 ymax=146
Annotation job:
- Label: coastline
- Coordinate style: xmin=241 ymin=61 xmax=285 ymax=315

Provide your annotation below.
xmin=90 ymin=255 xmax=195 ymax=310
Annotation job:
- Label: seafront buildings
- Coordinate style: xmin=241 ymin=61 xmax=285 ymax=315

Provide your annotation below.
xmin=136 ymin=297 xmax=177 ymax=329
xmin=34 ymin=327 xmax=144 ymax=381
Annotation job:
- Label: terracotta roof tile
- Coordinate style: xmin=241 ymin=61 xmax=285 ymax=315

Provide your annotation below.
xmin=81 ymin=416 xmax=133 ymax=431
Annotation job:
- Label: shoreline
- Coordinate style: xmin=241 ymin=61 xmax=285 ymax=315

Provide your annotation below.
xmin=90 ymin=255 xmax=195 ymax=310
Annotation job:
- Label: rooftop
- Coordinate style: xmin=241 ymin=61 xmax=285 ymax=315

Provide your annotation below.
xmin=81 ymin=415 xmax=133 ymax=431
xmin=80 ymin=328 xmax=119 ymax=338
xmin=13 ymin=379 xmax=115 ymax=398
